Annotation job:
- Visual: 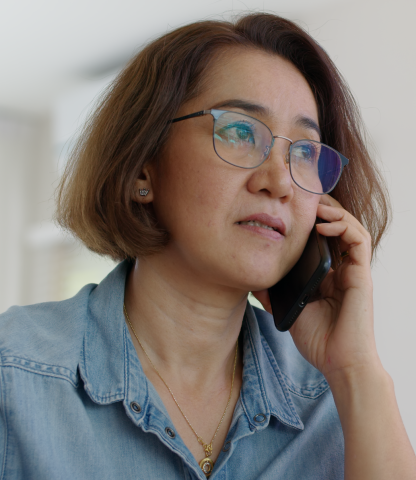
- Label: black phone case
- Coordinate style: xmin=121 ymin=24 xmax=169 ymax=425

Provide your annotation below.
xmin=268 ymin=221 xmax=331 ymax=332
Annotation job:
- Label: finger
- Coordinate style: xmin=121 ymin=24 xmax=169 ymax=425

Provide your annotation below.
xmin=316 ymin=205 xmax=372 ymax=260
xmin=315 ymin=220 xmax=371 ymax=266
xmin=317 ymin=203 xmax=369 ymax=238
xmin=319 ymin=194 xmax=343 ymax=208
xmin=317 ymin=202 xmax=372 ymax=262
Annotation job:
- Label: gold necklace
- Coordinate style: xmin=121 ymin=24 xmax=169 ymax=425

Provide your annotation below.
xmin=123 ymin=304 xmax=238 ymax=477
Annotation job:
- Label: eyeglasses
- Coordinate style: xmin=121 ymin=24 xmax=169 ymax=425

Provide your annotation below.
xmin=171 ymin=109 xmax=349 ymax=195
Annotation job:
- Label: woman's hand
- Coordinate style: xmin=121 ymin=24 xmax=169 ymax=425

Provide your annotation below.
xmin=252 ymin=194 xmax=382 ymax=382
xmin=254 ymin=195 xmax=416 ymax=479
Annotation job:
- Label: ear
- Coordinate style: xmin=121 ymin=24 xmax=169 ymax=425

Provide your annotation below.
xmin=132 ymin=164 xmax=154 ymax=204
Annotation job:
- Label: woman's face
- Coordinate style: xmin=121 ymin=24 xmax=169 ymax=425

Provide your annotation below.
xmin=149 ymin=48 xmax=321 ymax=293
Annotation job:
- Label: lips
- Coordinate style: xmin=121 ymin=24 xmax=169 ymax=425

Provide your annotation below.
xmin=236 ymin=213 xmax=286 ymax=236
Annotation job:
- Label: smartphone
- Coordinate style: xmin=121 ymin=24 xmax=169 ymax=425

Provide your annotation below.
xmin=268 ymin=219 xmax=331 ymax=332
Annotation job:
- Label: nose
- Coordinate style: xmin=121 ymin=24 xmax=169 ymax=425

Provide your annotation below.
xmin=246 ymin=138 xmax=294 ymax=202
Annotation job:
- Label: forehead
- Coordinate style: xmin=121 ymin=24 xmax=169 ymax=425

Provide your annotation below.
xmin=184 ymin=47 xmax=319 ymax=127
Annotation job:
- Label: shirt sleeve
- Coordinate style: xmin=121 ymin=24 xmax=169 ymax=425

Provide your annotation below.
xmin=0 ymin=363 xmax=7 ymax=480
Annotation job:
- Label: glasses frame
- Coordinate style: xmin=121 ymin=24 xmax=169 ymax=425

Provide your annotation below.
xmin=171 ymin=109 xmax=349 ymax=195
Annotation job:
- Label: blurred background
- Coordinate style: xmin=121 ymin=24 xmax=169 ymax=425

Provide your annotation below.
xmin=1 ymin=0 xmax=415 ymax=447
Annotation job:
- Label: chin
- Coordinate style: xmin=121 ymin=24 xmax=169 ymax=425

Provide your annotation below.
xmin=232 ymin=264 xmax=286 ymax=292
xmin=239 ymin=251 xmax=301 ymax=291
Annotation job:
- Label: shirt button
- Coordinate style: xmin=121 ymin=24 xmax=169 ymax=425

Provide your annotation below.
xmin=165 ymin=427 xmax=176 ymax=438
xmin=253 ymin=413 xmax=266 ymax=423
xmin=222 ymin=441 xmax=231 ymax=452
xmin=130 ymin=402 xmax=142 ymax=413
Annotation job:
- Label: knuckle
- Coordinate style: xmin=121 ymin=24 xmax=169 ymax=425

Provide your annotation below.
xmin=337 ymin=208 xmax=347 ymax=220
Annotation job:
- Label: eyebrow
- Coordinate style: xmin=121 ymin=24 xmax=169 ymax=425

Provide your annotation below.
xmin=294 ymin=115 xmax=321 ymax=140
xmin=210 ymin=98 xmax=321 ymax=139
xmin=210 ymin=99 xmax=271 ymax=116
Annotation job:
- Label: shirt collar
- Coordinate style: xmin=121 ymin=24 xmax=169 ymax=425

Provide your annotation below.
xmin=79 ymin=260 xmax=130 ymax=404
xmin=79 ymin=260 xmax=303 ymax=431
xmin=241 ymin=304 xmax=304 ymax=431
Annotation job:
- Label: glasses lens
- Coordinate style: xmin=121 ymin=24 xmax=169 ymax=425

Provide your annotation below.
xmin=213 ymin=112 xmax=272 ymax=168
xmin=290 ymin=140 xmax=342 ymax=194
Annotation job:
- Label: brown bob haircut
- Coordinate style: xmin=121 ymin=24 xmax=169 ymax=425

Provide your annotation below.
xmin=56 ymin=13 xmax=390 ymax=263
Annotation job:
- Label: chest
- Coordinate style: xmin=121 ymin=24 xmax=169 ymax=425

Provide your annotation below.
xmin=3 ymin=364 xmax=345 ymax=480
xmin=145 ymin=366 xmax=244 ymax=470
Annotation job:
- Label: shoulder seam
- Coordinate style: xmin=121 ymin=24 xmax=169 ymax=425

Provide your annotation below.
xmin=1 ymin=356 xmax=79 ymax=388
xmin=280 ymin=370 xmax=329 ymax=399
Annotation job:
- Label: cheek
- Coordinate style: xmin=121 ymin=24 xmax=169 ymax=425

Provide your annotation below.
xmin=287 ymin=190 xmax=320 ymax=253
xmin=293 ymin=188 xmax=320 ymax=224
xmin=151 ymin=147 xmax=238 ymax=234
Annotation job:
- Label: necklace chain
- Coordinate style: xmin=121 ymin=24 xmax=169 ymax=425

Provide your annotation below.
xmin=123 ymin=304 xmax=238 ymax=475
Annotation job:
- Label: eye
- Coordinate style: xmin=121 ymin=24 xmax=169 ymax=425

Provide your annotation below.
xmin=216 ymin=121 xmax=256 ymax=146
xmin=291 ymin=142 xmax=318 ymax=164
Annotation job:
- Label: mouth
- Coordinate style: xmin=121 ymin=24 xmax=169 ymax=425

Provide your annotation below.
xmin=237 ymin=220 xmax=279 ymax=232
xmin=236 ymin=214 xmax=286 ymax=236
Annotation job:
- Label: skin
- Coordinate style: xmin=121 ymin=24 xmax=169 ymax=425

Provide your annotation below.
xmin=125 ymin=48 xmax=416 ymax=477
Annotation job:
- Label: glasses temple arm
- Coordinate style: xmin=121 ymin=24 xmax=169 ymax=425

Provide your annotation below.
xmin=170 ymin=110 xmax=210 ymax=124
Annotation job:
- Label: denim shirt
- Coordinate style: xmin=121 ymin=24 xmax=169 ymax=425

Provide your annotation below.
xmin=0 ymin=261 xmax=344 ymax=480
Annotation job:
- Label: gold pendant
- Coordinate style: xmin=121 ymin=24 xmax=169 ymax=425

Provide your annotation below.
xmin=199 ymin=457 xmax=214 ymax=477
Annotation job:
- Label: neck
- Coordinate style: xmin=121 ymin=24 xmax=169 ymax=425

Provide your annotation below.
xmin=124 ymin=253 xmax=247 ymax=390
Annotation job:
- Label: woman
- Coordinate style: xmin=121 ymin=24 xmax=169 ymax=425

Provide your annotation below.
xmin=1 ymin=13 xmax=415 ymax=480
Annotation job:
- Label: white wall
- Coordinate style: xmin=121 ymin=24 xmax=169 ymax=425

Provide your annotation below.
xmin=0 ymin=115 xmax=30 ymax=310
xmin=0 ymin=114 xmax=54 ymax=311
xmin=0 ymin=78 xmax=118 ymax=313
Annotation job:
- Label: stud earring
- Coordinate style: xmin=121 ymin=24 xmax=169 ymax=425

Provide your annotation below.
xmin=139 ymin=188 xmax=150 ymax=196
